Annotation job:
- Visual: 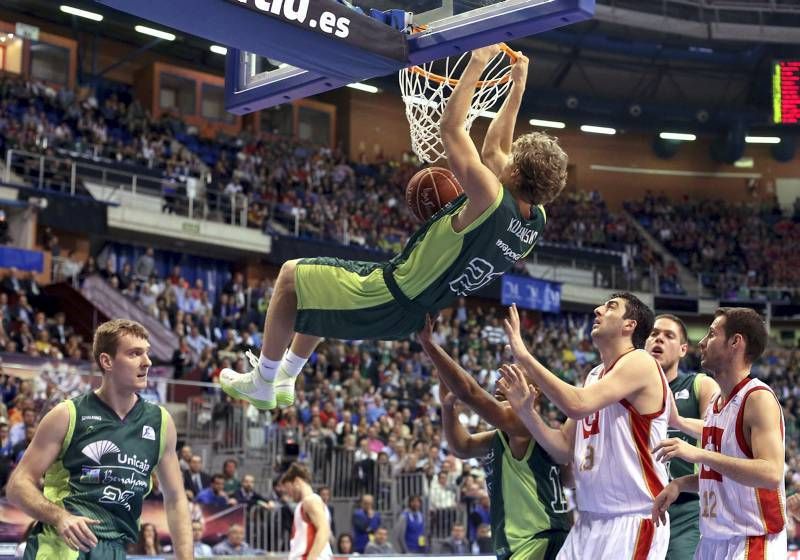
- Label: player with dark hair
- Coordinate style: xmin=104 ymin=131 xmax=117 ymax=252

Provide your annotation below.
xmin=499 ymin=294 xmax=671 ymax=559
xmin=221 ymin=45 xmax=569 ymax=410
xmin=652 ymin=308 xmax=786 ymax=560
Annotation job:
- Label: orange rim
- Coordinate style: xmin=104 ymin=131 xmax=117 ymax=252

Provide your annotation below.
xmin=405 ymin=29 xmax=518 ymax=88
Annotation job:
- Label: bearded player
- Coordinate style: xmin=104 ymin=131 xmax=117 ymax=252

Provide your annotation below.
xmin=652 ymin=308 xmax=786 ymax=560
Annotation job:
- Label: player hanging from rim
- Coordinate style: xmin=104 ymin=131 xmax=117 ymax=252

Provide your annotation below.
xmin=652 ymin=308 xmax=787 ymax=560
xmin=221 ymin=44 xmax=568 ymax=410
xmin=499 ymin=295 xmax=671 ymax=560
xmin=7 ymin=319 xmax=193 ymax=560
xmin=645 ymin=314 xmax=719 ymax=560
xmin=418 ymin=316 xmax=571 ymax=560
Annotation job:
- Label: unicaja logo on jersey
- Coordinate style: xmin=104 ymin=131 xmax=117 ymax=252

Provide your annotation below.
xmin=82 ymin=440 xmax=121 ymax=464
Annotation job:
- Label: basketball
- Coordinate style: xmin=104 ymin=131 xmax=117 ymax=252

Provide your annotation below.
xmin=406 ymin=166 xmax=464 ymax=221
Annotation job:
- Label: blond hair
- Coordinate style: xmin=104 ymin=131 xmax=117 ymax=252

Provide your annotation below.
xmin=510 ymin=132 xmax=568 ymax=206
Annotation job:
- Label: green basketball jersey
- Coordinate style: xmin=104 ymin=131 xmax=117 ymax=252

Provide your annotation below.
xmin=667 ymin=373 xmax=707 ymax=482
xmin=484 ymin=431 xmax=571 ymax=560
xmin=42 ymin=392 xmax=168 ymax=543
xmin=389 ymin=187 xmax=546 ymax=310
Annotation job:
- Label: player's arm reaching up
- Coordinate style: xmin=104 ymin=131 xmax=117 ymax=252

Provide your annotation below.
xmin=481 ymin=51 xmax=529 ymax=176
xmin=503 ymin=304 xmax=657 ymax=420
xmin=440 ymin=45 xmax=505 ymax=218
xmin=419 ymin=316 xmax=529 ymax=437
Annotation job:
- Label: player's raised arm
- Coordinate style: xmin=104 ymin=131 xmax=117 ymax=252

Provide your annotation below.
xmin=497 ymin=364 xmax=575 ymax=465
xmin=481 ymin=52 xmax=529 ymax=175
xmin=419 ymin=316 xmax=529 ymax=437
xmin=440 ymin=45 xmax=504 ymax=213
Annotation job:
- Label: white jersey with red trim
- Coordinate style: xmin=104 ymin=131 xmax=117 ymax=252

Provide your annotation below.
xmin=573 ymin=349 xmax=670 ymax=515
xmin=698 ymin=376 xmax=786 ymax=539
xmin=288 ymin=495 xmax=333 ymax=560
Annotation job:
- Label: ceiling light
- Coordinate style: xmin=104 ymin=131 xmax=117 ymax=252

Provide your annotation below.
xmin=530 ymin=118 xmax=566 ymax=129
xmin=659 ymin=132 xmax=696 ymax=141
xmin=745 ymin=136 xmax=780 ymax=144
xmin=347 ymin=83 xmax=378 ymax=93
xmin=580 ymin=125 xmax=616 ymax=135
xmin=134 ymin=25 xmax=175 ymax=41
xmin=60 ymin=5 xmax=104 ymax=21
xmin=210 ymin=45 xmax=227 ymax=55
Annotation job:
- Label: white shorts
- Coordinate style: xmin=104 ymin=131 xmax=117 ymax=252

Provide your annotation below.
xmin=556 ymin=511 xmax=670 ymax=560
xmin=694 ymin=531 xmax=786 ymax=560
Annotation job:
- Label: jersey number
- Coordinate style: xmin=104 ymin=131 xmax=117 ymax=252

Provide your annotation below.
xmin=548 ymin=466 xmax=569 ymax=513
xmin=580 ymin=445 xmax=595 ymax=471
xmin=701 ymin=490 xmax=718 ymax=518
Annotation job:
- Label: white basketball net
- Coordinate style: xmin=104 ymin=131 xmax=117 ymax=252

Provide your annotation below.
xmin=399 ymin=49 xmax=515 ymax=164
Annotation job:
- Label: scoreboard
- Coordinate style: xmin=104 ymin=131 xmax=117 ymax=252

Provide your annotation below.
xmin=774 ymin=60 xmax=800 ymax=124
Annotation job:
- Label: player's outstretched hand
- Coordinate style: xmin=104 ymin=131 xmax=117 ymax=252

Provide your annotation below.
xmin=418 ymin=314 xmax=437 ymax=349
xmin=56 ymin=512 xmax=100 ymax=551
xmin=652 ymin=482 xmax=680 ymax=527
xmin=503 ymin=304 xmax=530 ymax=362
xmin=787 ymin=494 xmax=800 ymax=522
xmin=498 ymin=363 xmax=538 ymax=413
xmin=652 ymin=437 xmax=701 ymax=464
xmin=511 ymin=51 xmax=529 ymax=84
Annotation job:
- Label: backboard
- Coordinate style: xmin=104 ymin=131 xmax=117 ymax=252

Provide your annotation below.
xmin=95 ymin=0 xmax=594 ymax=114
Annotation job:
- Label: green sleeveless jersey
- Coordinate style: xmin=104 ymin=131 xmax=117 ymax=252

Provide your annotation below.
xmin=667 ymin=373 xmax=707 ymax=482
xmin=42 ymin=392 xmax=168 ymax=543
xmin=484 ymin=431 xmax=571 ymax=560
xmin=389 ymin=187 xmax=546 ymax=310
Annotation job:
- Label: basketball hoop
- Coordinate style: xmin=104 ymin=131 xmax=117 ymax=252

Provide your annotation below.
xmin=399 ymin=40 xmax=518 ymax=164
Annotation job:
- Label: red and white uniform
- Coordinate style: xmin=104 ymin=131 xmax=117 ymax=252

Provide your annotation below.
xmin=288 ymin=495 xmax=332 ymax=560
xmin=696 ymin=376 xmax=786 ymax=560
xmin=557 ymin=350 xmax=670 ymax=560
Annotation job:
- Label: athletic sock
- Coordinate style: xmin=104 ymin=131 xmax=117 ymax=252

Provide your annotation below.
xmin=280 ymin=350 xmax=308 ymax=378
xmin=258 ymin=355 xmax=281 ymax=383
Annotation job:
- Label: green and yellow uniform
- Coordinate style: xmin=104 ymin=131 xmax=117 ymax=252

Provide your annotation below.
xmin=666 ymin=373 xmax=707 ymax=560
xmin=484 ymin=431 xmax=571 ymax=560
xmin=25 ymin=392 xmax=168 ymax=560
xmin=295 ymin=187 xmax=546 ymax=340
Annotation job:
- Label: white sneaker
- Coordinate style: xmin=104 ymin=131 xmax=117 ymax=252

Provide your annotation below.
xmin=220 ymin=350 xmax=276 ymax=410
xmin=274 ymin=365 xmax=298 ymax=407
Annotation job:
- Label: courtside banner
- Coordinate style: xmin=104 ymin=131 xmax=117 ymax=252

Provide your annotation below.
xmin=225 ymin=0 xmax=408 ymax=61
xmin=501 ymin=275 xmax=562 ymax=313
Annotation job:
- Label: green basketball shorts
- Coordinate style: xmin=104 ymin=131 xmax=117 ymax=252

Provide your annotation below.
xmin=666 ymin=499 xmax=701 ymax=560
xmin=294 ymin=257 xmax=429 ymax=340
xmin=24 ymin=526 xmax=126 ymax=560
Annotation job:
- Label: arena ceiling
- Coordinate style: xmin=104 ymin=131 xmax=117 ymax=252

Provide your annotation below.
xmin=4 ymin=0 xmax=800 ymax=128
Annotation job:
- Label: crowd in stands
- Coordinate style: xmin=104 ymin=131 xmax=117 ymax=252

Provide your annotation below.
xmin=628 ymin=191 xmax=800 ymax=301
xmin=1 ymin=76 xmax=800 ymax=552
xmin=2 ymin=280 xmax=798 ymax=550
xmin=0 ymin=266 xmax=90 ymax=362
